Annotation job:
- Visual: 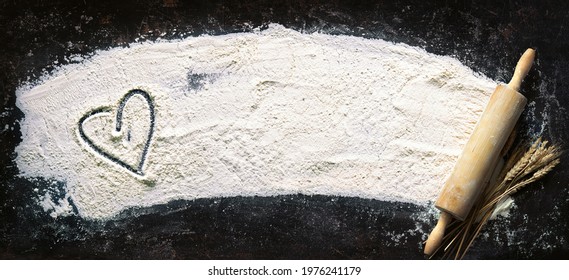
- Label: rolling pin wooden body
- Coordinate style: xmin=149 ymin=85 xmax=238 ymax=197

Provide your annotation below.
xmin=424 ymin=48 xmax=535 ymax=256
xmin=435 ymin=84 xmax=527 ymax=220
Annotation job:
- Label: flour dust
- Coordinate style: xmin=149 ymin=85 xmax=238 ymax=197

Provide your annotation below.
xmin=16 ymin=24 xmax=497 ymax=220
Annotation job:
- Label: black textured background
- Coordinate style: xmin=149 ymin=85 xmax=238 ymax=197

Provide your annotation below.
xmin=1 ymin=0 xmax=568 ymax=259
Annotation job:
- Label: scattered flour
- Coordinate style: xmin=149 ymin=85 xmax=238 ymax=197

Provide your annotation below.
xmin=15 ymin=24 xmax=497 ymax=220
xmin=39 ymin=192 xmax=74 ymax=219
xmin=490 ymin=196 xmax=516 ymax=220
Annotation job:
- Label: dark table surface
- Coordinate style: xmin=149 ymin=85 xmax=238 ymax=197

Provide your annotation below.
xmin=1 ymin=0 xmax=568 ymax=259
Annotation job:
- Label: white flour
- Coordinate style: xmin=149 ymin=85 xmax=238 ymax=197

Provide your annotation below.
xmin=15 ymin=24 xmax=496 ymax=220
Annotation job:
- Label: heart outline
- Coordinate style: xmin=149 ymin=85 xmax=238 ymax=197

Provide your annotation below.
xmin=78 ymin=89 xmax=155 ymax=176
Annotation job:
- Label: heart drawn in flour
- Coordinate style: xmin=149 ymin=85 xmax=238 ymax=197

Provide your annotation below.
xmin=78 ymin=89 xmax=155 ymax=176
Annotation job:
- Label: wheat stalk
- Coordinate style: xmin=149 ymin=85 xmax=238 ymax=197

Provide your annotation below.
xmin=503 ymin=139 xmax=539 ymax=182
xmin=429 ymin=137 xmax=561 ymax=259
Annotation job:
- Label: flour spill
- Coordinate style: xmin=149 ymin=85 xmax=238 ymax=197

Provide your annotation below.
xmin=16 ymin=24 xmax=497 ymax=220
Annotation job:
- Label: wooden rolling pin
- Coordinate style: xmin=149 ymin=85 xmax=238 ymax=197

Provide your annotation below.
xmin=424 ymin=48 xmax=536 ymax=256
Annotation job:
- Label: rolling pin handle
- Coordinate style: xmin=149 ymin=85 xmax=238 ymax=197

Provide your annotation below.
xmin=424 ymin=211 xmax=453 ymax=256
xmin=508 ymin=48 xmax=536 ymax=92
